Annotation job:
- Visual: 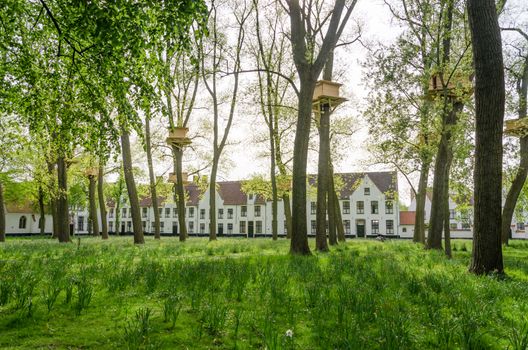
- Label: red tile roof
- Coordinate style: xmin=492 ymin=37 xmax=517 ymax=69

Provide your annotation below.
xmin=400 ymin=211 xmax=416 ymax=225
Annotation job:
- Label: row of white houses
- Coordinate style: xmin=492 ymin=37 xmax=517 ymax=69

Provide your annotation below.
xmin=6 ymin=170 xmax=528 ymax=239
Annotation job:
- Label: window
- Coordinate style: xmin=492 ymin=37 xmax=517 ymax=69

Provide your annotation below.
xmin=218 ymin=223 xmax=223 ymax=233
xmin=128 ymin=209 xmax=132 ymax=218
xmin=160 ymin=222 xmax=164 ymax=233
xmin=371 ymin=201 xmax=379 ymax=214
xmin=127 ymin=221 xmax=132 ymax=232
xmin=402 ymin=227 xmax=407 ymax=233
xmin=142 ymin=221 xmax=147 ymax=230
xmin=240 ymin=221 xmax=246 ymax=234
xmin=218 ymin=209 xmax=224 ymax=219
xmin=173 ymin=208 xmax=177 ymax=218
xmin=344 ymin=220 xmax=351 ymax=234
xmin=109 ymin=208 xmax=114 ymax=218
xmin=311 ymin=202 xmax=317 ymax=215
xmin=449 ymin=209 xmax=456 ymax=220
xmin=200 ymin=223 xmax=205 ymax=234
xmin=249 ymin=194 xmax=254 ymax=200
xmin=158 ymin=208 xmax=162 ymax=217
xmin=227 ymin=208 xmax=233 ymax=219
xmin=165 ymin=208 xmax=170 ymax=218
xmin=343 ymin=201 xmax=350 ymax=214
xmin=19 ymin=216 xmax=27 ymax=229
xmin=188 ymin=208 xmax=194 ymax=218
xmin=386 ymin=220 xmax=394 ymax=234
xmin=371 ymin=220 xmax=379 ymax=234
xmin=255 ymin=206 xmax=261 ymax=217
xmin=517 ymin=222 xmax=525 ymax=231
xmin=364 ymin=187 xmax=370 ymax=195
xmin=122 ymin=208 xmax=127 ymax=218
xmin=77 ymin=216 xmax=84 ymax=231
xmin=200 ymin=209 xmax=205 ymax=220
xmin=450 ymin=223 xmax=458 ymax=230
xmin=256 ymin=221 xmax=262 ymax=234
xmin=109 ymin=221 xmax=114 ymax=232
xmin=227 ymin=223 xmax=233 ymax=234
xmin=189 ymin=222 xmax=194 ymax=234
xmin=241 ymin=206 xmax=247 ymax=217
xmin=357 ymin=201 xmax=364 ymax=214
xmin=385 ymin=201 xmax=394 ymax=214
xmin=142 ymin=207 xmax=147 ymax=218
xmin=311 ymin=220 xmax=316 ymax=234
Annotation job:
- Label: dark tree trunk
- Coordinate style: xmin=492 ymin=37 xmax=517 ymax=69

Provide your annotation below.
xmin=174 ymin=146 xmax=187 ymax=241
xmin=145 ymin=117 xmax=161 ymax=239
xmin=98 ymin=166 xmax=109 ymax=239
xmin=501 ymin=58 xmax=528 ymax=244
xmin=115 ymin=201 xmax=121 ymax=236
xmin=38 ymin=185 xmax=46 ymax=235
xmin=282 ymin=193 xmax=292 ymax=239
xmin=88 ymin=175 xmax=99 ymax=237
xmin=0 ymin=180 xmax=5 ymax=242
xmin=47 ymin=162 xmax=59 ymax=239
xmin=56 ymin=156 xmax=70 ymax=243
xmin=316 ymin=109 xmax=330 ymax=252
xmin=209 ymin=162 xmax=218 ymax=241
xmin=290 ymin=81 xmax=316 ymax=255
xmin=427 ymin=101 xmax=463 ymax=249
xmin=121 ymin=128 xmax=145 ymax=244
xmin=327 ymin=166 xmax=338 ymax=245
xmin=467 ymin=0 xmax=505 ymax=274
xmin=329 ymin=163 xmax=345 ymax=242
xmin=413 ymin=162 xmax=429 ymax=243
xmin=444 ymin=153 xmax=453 ymax=258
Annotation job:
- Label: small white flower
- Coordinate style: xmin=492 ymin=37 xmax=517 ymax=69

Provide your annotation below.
xmin=285 ymin=329 xmax=293 ymax=338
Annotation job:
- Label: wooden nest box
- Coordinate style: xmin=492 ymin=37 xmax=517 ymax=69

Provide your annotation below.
xmin=168 ymin=172 xmax=189 ymax=184
xmin=505 ymin=119 xmax=528 ymax=138
xmin=428 ymin=74 xmax=473 ymax=99
xmin=312 ymin=80 xmax=347 ymax=112
xmin=166 ymin=127 xmax=192 ymax=146
xmin=85 ymin=167 xmax=98 ymax=177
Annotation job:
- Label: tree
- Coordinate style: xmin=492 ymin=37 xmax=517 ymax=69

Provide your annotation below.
xmin=467 ymin=0 xmax=505 ymax=275
xmin=287 ymin=0 xmax=358 ymax=255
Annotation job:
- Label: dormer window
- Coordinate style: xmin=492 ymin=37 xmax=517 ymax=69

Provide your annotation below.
xmin=364 ymin=187 xmax=370 ymax=195
xmin=249 ymin=194 xmax=254 ymax=200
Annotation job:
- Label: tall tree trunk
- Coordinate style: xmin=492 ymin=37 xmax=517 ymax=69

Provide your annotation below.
xmin=145 ymin=117 xmax=161 ymax=239
xmin=427 ymin=101 xmax=463 ymax=249
xmin=413 ymin=162 xmax=430 ymax=243
xmin=174 ymin=146 xmax=187 ymax=241
xmin=38 ymin=185 xmax=46 ymax=235
xmin=444 ymin=153 xmax=453 ymax=258
xmin=329 ymin=163 xmax=345 ymax=242
xmin=467 ymin=0 xmax=505 ymax=275
xmin=290 ymin=81 xmax=316 ymax=255
xmin=56 ymin=156 xmax=70 ymax=243
xmin=121 ymin=128 xmax=145 ymax=244
xmin=268 ymin=114 xmax=278 ymax=241
xmin=0 ymin=180 xmax=5 ymax=242
xmin=88 ymin=175 xmax=99 ymax=237
xmin=327 ymin=170 xmax=338 ymax=245
xmin=209 ymin=162 xmax=218 ymax=241
xmin=115 ymin=201 xmax=121 ymax=236
xmin=47 ymin=161 xmax=59 ymax=238
xmin=501 ymin=58 xmax=528 ymax=244
xmin=282 ymin=193 xmax=292 ymax=239
xmin=98 ymin=166 xmax=109 ymax=239
xmin=316 ymin=108 xmax=330 ymax=252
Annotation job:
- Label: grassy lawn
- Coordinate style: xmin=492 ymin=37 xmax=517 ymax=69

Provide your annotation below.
xmin=1 ymin=237 xmax=528 ymax=349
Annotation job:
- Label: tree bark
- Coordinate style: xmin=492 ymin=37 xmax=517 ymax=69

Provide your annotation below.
xmin=327 ymin=170 xmax=338 ymax=245
xmin=444 ymin=153 xmax=453 ymax=258
xmin=47 ymin=161 xmax=59 ymax=239
xmin=501 ymin=57 xmax=528 ymax=245
xmin=0 ymin=180 xmax=5 ymax=242
xmin=121 ymin=128 xmax=145 ymax=244
xmin=145 ymin=117 xmax=161 ymax=239
xmin=98 ymin=166 xmax=109 ymax=239
xmin=209 ymin=162 xmax=218 ymax=241
xmin=88 ymin=175 xmax=99 ymax=237
xmin=173 ymin=146 xmax=187 ymax=241
xmin=413 ymin=162 xmax=429 ymax=243
xmin=38 ymin=185 xmax=46 ymax=235
xmin=316 ymin=108 xmax=330 ymax=252
xmin=282 ymin=193 xmax=292 ymax=239
xmin=56 ymin=156 xmax=70 ymax=243
xmin=467 ymin=0 xmax=505 ymax=274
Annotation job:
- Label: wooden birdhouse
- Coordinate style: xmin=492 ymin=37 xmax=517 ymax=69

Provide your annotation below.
xmin=428 ymin=73 xmax=473 ymax=99
xmin=166 ymin=127 xmax=192 ymax=146
xmin=312 ymin=80 xmax=347 ymax=112
xmin=168 ymin=172 xmax=189 ymax=184
xmin=85 ymin=167 xmax=98 ymax=177
xmin=505 ymin=118 xmax=528 ymax=138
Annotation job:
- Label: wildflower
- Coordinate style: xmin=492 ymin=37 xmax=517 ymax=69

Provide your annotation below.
xmin=285 ymin=329 xmax=293 ymax=338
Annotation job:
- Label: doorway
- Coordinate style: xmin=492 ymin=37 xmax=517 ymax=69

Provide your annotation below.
xmin=356 ymin=220 xmax=365 ymax=238
xmin=248 ymin=221 xmax=254 ymax=238
xmin=172 ymin=222 xmax=178 ymax=236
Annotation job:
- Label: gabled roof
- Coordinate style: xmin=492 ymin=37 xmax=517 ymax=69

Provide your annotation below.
xmin=309 ymin=171 xmax=398 ymax=199
xmin=217 ymin=181 xmax=266 ymax=205
xmin=400 ymin=211 xmax=416 ymax=225
xmin=5 ymin=203 xmax=34 ymax=214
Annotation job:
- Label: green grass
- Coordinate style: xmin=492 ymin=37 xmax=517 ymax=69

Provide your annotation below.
xmin=1 ymin=237 xmax=528 ymax=349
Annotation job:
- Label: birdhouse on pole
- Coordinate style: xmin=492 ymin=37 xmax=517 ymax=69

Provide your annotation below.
xmin=312 ymin=80 xmax=347 ymax=113
xmin=166 ymin=127 xmax=192 ymax=147
xmin=168 ymin=172 xmax=189 ymax=185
